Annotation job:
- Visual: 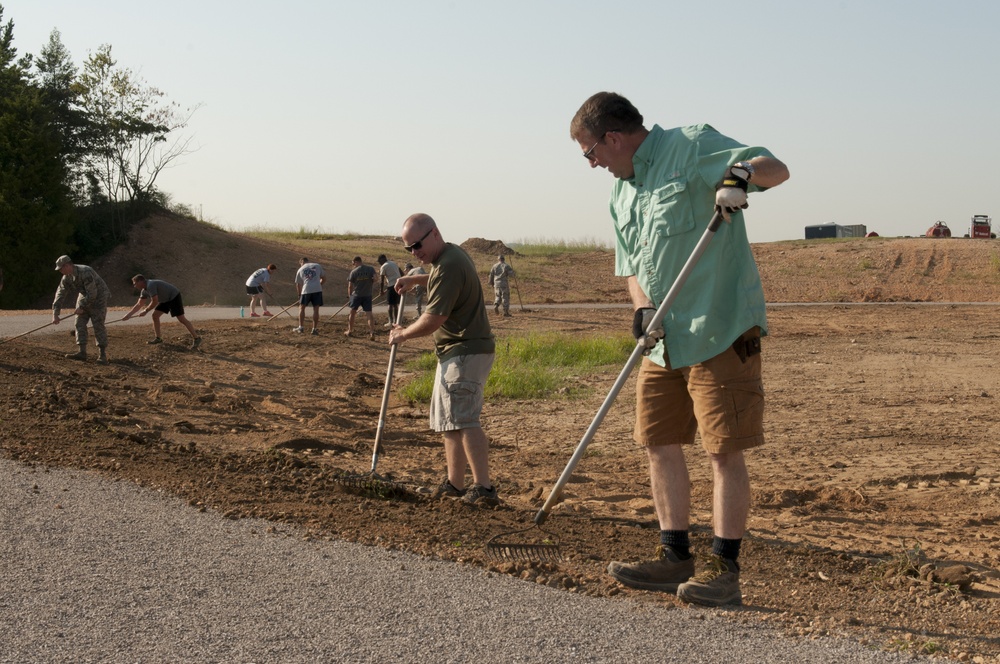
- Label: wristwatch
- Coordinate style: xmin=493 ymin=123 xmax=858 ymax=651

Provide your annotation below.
xmin=730 ymin=161 xmax=755 ymax=182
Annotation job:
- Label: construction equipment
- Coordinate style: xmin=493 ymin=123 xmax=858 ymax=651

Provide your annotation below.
xmin=523 ymin=211 xmax=725 ymax=548
xmin=926 ymin=221 xmax=951 ymax=238
xmin=332 ymin=301 xmax=412 ymax=497
xmin=970 ymin=214 xmax=993 ymax=239
xmin=0 ymin=321 xmax=55 ymax=346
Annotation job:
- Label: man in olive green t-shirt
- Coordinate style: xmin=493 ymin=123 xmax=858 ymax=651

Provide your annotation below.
xmin=390 ymin=213 xmax=499 ymax=506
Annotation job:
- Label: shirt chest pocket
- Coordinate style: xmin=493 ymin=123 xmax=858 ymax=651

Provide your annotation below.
xmin=648 ymin=180 xmax=695 ymax=237
xmin=614 ymin=203 xmax=639 ymax=248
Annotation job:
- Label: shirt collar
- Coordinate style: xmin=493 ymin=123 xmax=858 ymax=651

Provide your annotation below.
xmin=628 ymin=124 xmax=664 ymax=187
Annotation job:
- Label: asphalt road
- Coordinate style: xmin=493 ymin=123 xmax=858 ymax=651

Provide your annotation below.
xmin=0 ymin=460 xmax=919 ymax=663
xmin=0 ymin=306 xmax=344 ymax=339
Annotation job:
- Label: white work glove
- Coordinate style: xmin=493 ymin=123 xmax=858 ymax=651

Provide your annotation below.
xmin=632 ymin=307 xmax=664 ymax=355
xmin=715 ymin=161 xmax=754 ymax=221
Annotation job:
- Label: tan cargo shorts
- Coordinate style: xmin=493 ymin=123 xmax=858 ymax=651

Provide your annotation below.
xmin=429 ymin=353 xmax=495 ymax=432
xmin=634 ymin=329 xmax=765 ymax=454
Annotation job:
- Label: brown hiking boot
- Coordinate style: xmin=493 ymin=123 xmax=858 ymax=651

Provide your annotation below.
xmin=607 ymin=545 xmax=695 ymax=592
xmin=65 ymin=350 xmax=87 ymax=361
xmin=677 ymin=554 xmax=742 ymax=606
xmin=97 ymin=349 xmax=108 ymax=365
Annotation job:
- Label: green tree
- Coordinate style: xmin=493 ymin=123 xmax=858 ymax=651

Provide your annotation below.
xmin=76 ymin=44 xmax=197 ymax=239
xmin=0 ymin=5 xmax=75 ymax=308
xmin=35 ymin=28 xmax=89 ymax=202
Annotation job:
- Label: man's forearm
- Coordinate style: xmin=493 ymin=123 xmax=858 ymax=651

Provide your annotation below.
xmin=396 ymin=313 xmax=447 ymax=343
xmin=747 ymin=156 xmax=790 ymax=189
xmin=627 ymin=276 xmax=654 ymax=309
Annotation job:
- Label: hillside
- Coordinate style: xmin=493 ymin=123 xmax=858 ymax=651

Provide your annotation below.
xmin=49 ymin=213 xmax=1000 ymax=307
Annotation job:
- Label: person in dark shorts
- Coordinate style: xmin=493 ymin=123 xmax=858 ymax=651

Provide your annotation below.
xmin=377 ymin=254 xmax=402 ymax=327
xmin=294 ymin=257 xmax=325 ymax=335
xmin=122 ymin=274 xmax=201 ymax=349
xmin=245 ymin=264 xmax=277 ymax=317
xmin=346 ymin=256 xmax=376 ymax=340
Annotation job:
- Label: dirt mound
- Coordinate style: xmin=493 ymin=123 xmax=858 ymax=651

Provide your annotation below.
xmin=461 ymin=238 xmax=517 ymax=256
xmin=82 ymin=212 xmax=349 ymax=309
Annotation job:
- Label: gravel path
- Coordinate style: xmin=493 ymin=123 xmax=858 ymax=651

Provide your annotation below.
xmin=0 ymin=459 xmax=920 ymax=663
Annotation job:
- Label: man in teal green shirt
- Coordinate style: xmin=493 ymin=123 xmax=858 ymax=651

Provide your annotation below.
xmin=571 ymin=92 xmax=789 ymax=606
xmin=391 ymin=213 xmax=498 ymax=506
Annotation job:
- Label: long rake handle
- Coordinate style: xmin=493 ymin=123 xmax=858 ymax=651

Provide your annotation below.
xmin=507 ymin=257 xmax=525 ymax=312
xmin=326 ymin=299 xmax=351 ymax=321
xmin=0 ymin=321 xmax=56 ymax=345
xmin=265 ymin=300 xmax=300 ymax=323
xmin=534 ymin=211 xmax=724 ymax=526
xmin=371 ymin=298 xmax=405 ymax=474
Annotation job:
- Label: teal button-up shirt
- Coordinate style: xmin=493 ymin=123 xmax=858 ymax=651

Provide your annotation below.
xmin=611 ymin=124 xmax=773 ymax=369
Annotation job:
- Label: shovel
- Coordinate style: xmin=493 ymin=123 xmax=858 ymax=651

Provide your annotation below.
xmin=486 ymin=210 xmax=725 ymax=562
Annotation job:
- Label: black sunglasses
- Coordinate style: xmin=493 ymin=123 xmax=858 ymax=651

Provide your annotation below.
xmin=404 ymin=228 xmax=433 ymax=253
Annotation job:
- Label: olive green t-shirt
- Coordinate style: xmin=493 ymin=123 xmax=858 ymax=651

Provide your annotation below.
xmin=425 ymin=243 xmax=495 ymax=361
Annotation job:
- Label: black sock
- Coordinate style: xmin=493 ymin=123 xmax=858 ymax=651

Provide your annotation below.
xmin=712 ymin=536 xmax=742 ymax=568
xmin=659 ymin=530 xmax=691 ymax=559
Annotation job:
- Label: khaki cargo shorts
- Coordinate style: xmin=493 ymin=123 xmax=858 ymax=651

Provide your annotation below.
xmin=429 ymin=353 xmax=495 ymax=432
xmin=634 ymin=329 xmax=765 ymax=454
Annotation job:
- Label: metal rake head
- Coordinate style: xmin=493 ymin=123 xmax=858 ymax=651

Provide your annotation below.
xmin=485 ymin=526 xmax=562 ymax=563
xmin=332 ymin=473 xmax=413 ymax=500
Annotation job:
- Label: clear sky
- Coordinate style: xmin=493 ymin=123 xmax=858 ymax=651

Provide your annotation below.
xmin=5 ymin=1 xmax=997 ymax=244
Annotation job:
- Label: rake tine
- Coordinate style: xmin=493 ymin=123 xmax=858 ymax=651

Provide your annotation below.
xmin=331 ymin=471 xmax=414 ymax=499
xmin=485 ymin=525 xmax=562 ymax=563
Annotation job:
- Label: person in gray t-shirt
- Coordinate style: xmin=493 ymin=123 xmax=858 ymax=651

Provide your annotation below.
xmin=122 ymin=274 xmax=202 ymax=349
xmin=346 ymin=256 xmax=377 ymax=340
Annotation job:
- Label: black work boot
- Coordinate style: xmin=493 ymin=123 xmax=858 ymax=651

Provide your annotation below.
xmin=65 ymin=347 xmax=87 ymax=361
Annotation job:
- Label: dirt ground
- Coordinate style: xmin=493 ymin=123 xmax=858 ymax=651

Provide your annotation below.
xmin=1 ymin=302 xmax=998 ymax=661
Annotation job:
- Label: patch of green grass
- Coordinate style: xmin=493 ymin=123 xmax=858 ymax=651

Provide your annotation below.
xmin=242 ymin=225 xmax=344 ymax=241
xmin=399 ymin=332 xmax=633 ymax=402
xmin=511 ymin=237 xmax=612 ymax=256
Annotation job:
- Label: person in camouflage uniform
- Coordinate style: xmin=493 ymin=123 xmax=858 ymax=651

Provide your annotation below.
xmin=487 ymin=254 xmax=515 ymax=316
xmin=404 ymin=262 xmax=427 ymax=317
xmin=51 ymin=255 xmax=112 ymax=365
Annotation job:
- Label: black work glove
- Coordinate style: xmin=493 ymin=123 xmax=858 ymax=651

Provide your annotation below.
xmin=715 ymin=162 xmax=753 ymax=220
xmin=632 ymin=307 xmax=664 ymax=355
